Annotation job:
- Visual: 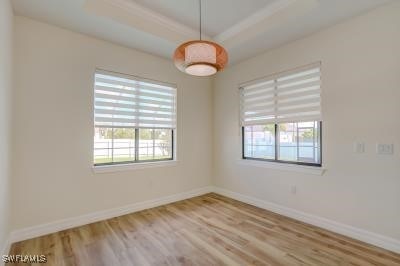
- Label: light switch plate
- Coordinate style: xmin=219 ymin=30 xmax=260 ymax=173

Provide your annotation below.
xmin=376 ymin=143 xmax=394 ymax=155
xmin=353 ymin=142 xmax=365 ymax=153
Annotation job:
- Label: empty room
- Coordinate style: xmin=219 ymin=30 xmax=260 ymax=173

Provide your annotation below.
xmin=1 ymin=0 xmax=399 ymax=265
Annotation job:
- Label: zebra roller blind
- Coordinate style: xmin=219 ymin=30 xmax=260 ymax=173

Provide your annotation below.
xmin=94 ymin=70 xmax=177 ymax=129
xmin=240 ymin=63 xmax=321 ymax=125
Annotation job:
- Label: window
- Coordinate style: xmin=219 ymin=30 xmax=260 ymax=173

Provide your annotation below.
xmin=240 ymin=63 xmax=322 ymax=166
xmin=93 ymin=70 xmax=176 ymax=166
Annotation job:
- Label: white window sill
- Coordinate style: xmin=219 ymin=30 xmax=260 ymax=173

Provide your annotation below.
xmin=93 ymin=160 xmax=178 ymax=174
xmin=237 ymin=159 xmax=326 ymax=175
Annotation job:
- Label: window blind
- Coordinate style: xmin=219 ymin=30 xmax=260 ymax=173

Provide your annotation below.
xmin=94 ymin=70 xmax=177 ymax=129
xmin=240 ymin=63 xmax=321 ymax=125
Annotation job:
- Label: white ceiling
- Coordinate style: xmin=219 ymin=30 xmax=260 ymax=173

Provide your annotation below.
xmin=12 ymin=0 xmax=392 ymax=65
xmin=133 ymin=0 xmax=274 ymax=37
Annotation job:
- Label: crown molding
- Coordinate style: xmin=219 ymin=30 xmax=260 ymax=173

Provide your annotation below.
xmin=85 ymin=0 xmax=211 ymax=44
xmin=84 ymin=0 xmax=317 ymax=54
xmin=214 ymin=0 xmax=297 ymax=43
xmin=216 ymin=0 xmax=319 ymax=50
xmin=103 ymin=0 xmax=200 ymax=39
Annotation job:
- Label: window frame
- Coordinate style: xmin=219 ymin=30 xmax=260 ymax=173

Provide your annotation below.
xmin=94 ymin=127 xmax=175 ymax=166
xmin=242 ymin=121 xmax=322 ymax=167
xmin=92 ymin=69 xmax=177 ymax=168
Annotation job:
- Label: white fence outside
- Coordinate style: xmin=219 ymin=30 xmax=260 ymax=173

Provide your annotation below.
xmin=94 ymin=139 xmax=171 ymax=159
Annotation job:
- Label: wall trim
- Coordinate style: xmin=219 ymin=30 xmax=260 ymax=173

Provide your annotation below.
xmin=212 ymin=186 xmax=400 ymax=254
xmin=237 ymin=159 xmax=326 ymax=175
xmin=9 ymin=186 xmax=213 ymax=244
xmin=214 ymin=0 xmax=296 ymax=42
xmin=7 ymin=185 xmax=400 ymax=255
xmin=85 ymin=0 xmax=209 ymax=43
xmin=1 ymin=236 xmax=11 ymax=256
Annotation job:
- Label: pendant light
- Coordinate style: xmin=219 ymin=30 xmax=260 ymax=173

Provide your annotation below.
xmin=173 ymin=0 xmax=228 ymax=76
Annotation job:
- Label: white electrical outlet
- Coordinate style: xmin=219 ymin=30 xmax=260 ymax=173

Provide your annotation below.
xmin=376 ymin=143 xmax=394 ymax=155
xmin=353 ymin=142 xmax=365 ymax=153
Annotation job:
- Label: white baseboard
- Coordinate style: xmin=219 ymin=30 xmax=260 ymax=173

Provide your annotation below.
xmin=9 ymin=186 xmax=213 ymax=244
xmin=1 ymin=236 xmax=11 ymax=255
xmin=212 ymin=186 xmax=400 ymax=254
xmin=7 ymin=185 xmax=400 ymax=255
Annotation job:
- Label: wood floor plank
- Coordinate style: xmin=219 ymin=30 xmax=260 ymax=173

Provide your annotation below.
xmin=8 ymin=193 xmax=400 ymax=266
xmin=207 ymin=193 xmax=400 ymax=265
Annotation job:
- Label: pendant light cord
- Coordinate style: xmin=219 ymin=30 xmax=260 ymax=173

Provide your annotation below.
xmin=199 ymin=0 xmax=202 ymax=40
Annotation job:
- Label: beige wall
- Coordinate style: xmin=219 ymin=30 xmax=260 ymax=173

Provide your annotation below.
xmin=213 ymin=2 xmax=400 ymax=240
xmin=11 ymin=16 xmax=213 ymax=230
xmin=0 ymin=0 xmax=13 ymax=251
xmin=8 ymin=0 xmax=400 ymax=247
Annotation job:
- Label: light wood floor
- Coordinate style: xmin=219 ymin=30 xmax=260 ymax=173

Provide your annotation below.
xmin=9 ymin=193 xmax=400 ymax=266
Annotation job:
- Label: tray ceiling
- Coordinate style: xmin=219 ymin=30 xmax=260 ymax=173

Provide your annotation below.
xmin=12 ymin=0 xmax=392 ymax=65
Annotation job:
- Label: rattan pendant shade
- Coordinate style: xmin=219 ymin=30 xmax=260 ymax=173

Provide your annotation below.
xmin=173 ymin=0 xmax=228 ymax=76
xmin=174 ymin=40 xmax=228 ymax=76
